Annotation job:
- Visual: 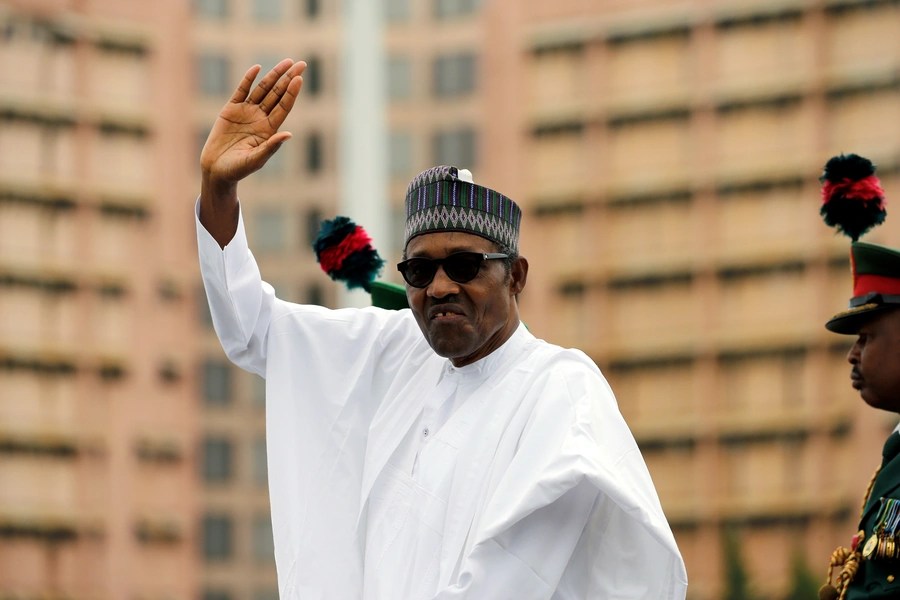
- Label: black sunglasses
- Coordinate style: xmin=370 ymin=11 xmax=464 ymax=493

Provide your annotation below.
xmin=397 ymin=252 xmax=508 ymax=288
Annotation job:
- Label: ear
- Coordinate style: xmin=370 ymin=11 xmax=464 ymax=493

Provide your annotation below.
xmin=509 ymin=256 xmax=528 ymax=296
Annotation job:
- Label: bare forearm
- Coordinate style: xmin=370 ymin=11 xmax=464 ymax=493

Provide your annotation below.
xmin=199 ymin=172 xmax=240 ymax=249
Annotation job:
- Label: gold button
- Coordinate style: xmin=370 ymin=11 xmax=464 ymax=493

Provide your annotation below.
xmin=888 ymin=575 xmax=895 ymax=583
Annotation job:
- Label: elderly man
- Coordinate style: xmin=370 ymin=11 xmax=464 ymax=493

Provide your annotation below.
xmin=197 ymin=59 xmax=686 ymax=600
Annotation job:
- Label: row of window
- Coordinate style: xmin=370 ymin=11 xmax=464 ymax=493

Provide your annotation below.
xmin=196 ymin=128 xmax=325 ymax=179
xmin=202 ymin=361 xmax=264 ymax=407
xmin=391 ymin=127 xmax=477 ymax=174
xmin=194 ymin=0 xmax=321 ymax=21
xmin=204 ymin=590 xmax=277 ymax=600
xmin=203 ymin=435 xmax=268 ymax=486
xmin=387 ymin=53 xmax=477 ymax=99
xmin=198 ymin=55 xmax=321 ymax=97
xmin=202 ymin=513 xmax=274 ymax=562
xmin=199 ymin=125 xmax=476 ymax=181
xmin=199 ymin=52 xmax=477 ymax=100
xmin=194 ymin=0 xmax=479 ymax=23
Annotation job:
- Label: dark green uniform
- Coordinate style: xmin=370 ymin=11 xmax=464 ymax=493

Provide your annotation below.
xmin=847 ymin=432 xmax=900 ymax=599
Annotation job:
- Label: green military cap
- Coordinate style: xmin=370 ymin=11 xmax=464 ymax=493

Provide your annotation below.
xmin=826 ymin=241 xmax=900 ymax=334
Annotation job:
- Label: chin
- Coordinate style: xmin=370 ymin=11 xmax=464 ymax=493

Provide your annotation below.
xmin=861 ymin=391 xmax=900 ymax=413
xmin=427 ymin=339 xmax=470 ymax=360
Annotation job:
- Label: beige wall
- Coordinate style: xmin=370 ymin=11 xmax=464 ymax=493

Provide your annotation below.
xmin=0 ymin=0 xmax=198 ymax=599
xmin=501 ymin=1 xmax=900 ymax=598
xmin=5 ymin=0 xmax=899 ymax=598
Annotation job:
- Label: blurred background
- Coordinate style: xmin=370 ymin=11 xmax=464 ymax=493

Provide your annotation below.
xmin=1 ymin=0 xmax=900 ymax=598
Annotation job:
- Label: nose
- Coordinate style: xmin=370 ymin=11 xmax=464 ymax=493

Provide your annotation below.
xmin=427 ymin=265 xmax=461 ymax=299
xmin=847 ymin=339 xmax=861 ymax=365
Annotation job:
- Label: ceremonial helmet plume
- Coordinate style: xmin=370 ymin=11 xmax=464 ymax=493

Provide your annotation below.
xmin=819 ymin=153 xmax=886 ymax=242
xmin=818 ymin=153 xmax=900 ymax=334
xmin=312 ymin=216 xmax=408 ymax=310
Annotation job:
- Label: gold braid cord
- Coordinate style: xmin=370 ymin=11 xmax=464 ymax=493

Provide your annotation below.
xmin=819 ymin=467 xmax=881 ymax=600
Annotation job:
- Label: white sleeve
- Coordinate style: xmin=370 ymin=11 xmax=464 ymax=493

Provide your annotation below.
xmin=432 ymin=479 xmax=599 ymax=600
xmin=196 ymin=198 xmax=275 ymax=376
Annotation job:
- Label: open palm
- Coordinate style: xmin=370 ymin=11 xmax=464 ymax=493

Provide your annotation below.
xmin=201 ymin=59 xmax=306 ymax=184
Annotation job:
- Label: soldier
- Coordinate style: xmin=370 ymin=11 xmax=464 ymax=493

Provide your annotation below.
xmin=818 ymin=154 xmax=900 ymax=600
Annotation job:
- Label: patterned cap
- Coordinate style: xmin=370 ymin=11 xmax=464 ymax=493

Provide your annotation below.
xmin=404 ymin=166 xmax=522 ymax=251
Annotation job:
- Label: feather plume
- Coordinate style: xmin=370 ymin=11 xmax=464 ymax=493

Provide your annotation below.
xmin=313 ymin=216 xmax=384 ymax=293
xmin=819 ymin=153 xmax=886 ymax=241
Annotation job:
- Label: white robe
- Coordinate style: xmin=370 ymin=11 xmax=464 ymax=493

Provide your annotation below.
xmin=196 ymin=202 xmax=688 ymax=600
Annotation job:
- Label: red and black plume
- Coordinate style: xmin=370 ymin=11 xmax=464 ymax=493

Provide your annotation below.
xmin=820 ymin=153 xmax=886 ymax=241
xmin=313 ymin=216 xmax=384 ymax=292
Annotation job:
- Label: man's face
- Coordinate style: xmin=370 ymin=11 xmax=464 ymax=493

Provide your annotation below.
xmin=404 ymin=231 xmax=527 ymax=367
xmin=847 ymin=308 xmax=900 ymax=412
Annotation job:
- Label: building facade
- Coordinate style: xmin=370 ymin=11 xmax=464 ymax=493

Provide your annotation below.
xmin=498 ymin=0 xmax=900 ymax=598
xmin=192 ymin=0 xmax=340 ymax=598
xmin=0 ymin=0 xmax=198 ymax=599
xmin=5 ymin=0 xmax=899 ymax=598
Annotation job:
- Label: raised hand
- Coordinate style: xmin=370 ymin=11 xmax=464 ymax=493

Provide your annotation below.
xmin=199 ymin=59 xmax=305 ymax=247
xmin=202 ymin=58 xmax=306 ymax=185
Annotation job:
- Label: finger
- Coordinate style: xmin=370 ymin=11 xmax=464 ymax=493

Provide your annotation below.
xmin=230 ymin=64 xmax=262 ymax=104
xmin=259 ymin=61 xmax=307 ymax=114
xmin=247 ymin=58 xmax=294 ymax=105
xmin=266 ymin=75 xmax=304 ymax=129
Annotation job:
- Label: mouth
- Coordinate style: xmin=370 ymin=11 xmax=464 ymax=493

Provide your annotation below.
xmin=428 ymin=305 xmax=466 ymax=321
xmin=851 ymin=371 xmax=864 ymax=390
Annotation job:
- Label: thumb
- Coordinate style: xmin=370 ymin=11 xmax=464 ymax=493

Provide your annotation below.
xmin=253 ymin=131 xmax=292 ymax=164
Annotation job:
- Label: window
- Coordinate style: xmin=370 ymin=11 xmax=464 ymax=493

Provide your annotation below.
xmin=258 ymin=144 xmax=285 ymax=179
xmin=390 ymin=205 xmax=407 ymax=257
xmin=202 ymin=514 xmax=233 ymax=560
xmin=196 ymin=127 xmax=211 ymax=162
xmin=433 ymin=53 xmax=476 ymax=97
xmin=387 ymin=56 xmax=412 ymax=100
xmin=194 ymin=0 xmax=229 ymax=19
xmin=203 ymin=436 xmax=233 ymax=483
xmin=434 ymin=0 xmax=479 ymax=19
xmin=253 ymin=209 xmax=286 ymax=254
xmin=253 ymin=437 xmax=268 ymax=486
xmin=384 ymin=0 xmax=410 ymax=22
xmin=252 ymin=54 xmax=282 ymax=78
xmin=432 ymin=128 xmax=476 ymax=167
xmin=252 ymin=375 xmax=266 ymax=409
xmin=197 ymin=284 xmax=214 ymax=329
xmin=252 ymin=515 xmax=275 ymax=561
xmin=304 ymin=284 xmax=325 ymax=306
xmin=304 ymin=55 xmax=322 ymax=95
xmin=270 ymin=281 xmax=290 ymax=302
xmin=252 ymin=0 xmax=283 ymax=21
xmin=203 ymin=360 xmax=232 ymax=406
xmin=389 ymin=131 xmax=413 ymax=176
xmin=306 ymin=132 xmax=323 ymax=173
xmin=197 ymin=53 xmax=231 ymax=96
xmin=304 ymin=0 xmax=320 ymax=18
xmin=305 ymin=207 xmax=324 ymax=245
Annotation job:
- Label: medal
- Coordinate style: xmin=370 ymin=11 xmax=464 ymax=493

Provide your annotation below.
xmin=867 ymin=498 xmax=900 ymax=561
xmin=864 ymin=534 xmax=879 ymax=559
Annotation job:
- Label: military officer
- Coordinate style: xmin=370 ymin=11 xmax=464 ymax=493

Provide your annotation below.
xmin=818 ymin=154 xmax=900 ymax=600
